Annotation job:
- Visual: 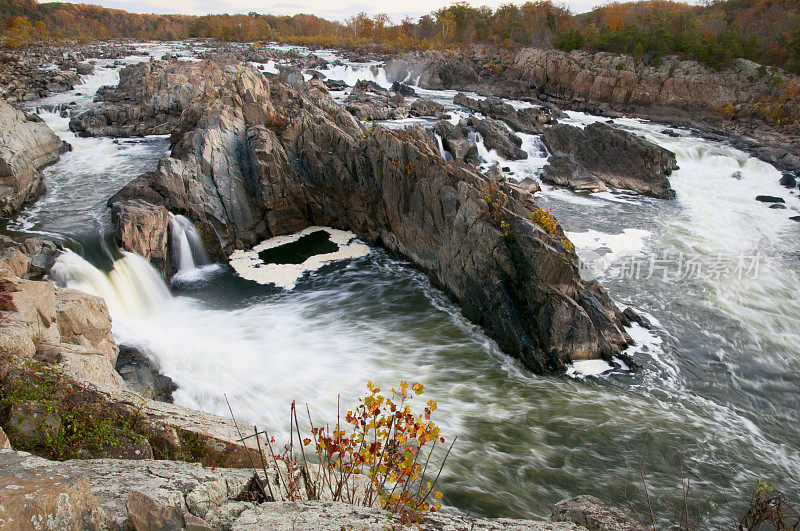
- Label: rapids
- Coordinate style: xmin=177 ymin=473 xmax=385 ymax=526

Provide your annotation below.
xmin=7 ymin=41 xmax=799 ymax=526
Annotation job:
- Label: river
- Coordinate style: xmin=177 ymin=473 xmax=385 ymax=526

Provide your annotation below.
xmin=9 ymin=41 xmax=800 ymax=527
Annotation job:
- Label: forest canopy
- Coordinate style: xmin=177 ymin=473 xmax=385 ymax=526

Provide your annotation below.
xmin=1 ymin=0 xmax=798 ymax=73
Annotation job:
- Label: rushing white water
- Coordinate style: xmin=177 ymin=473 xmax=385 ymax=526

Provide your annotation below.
xmin=316 ymin=62 xmax=391 ymax=88
xmin=168 ymin=213 xmax=209 ymax=272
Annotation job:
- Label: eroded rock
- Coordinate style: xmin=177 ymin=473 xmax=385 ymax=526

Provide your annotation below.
xmin=542 ymin=123 xmax=677 ymax=198
xmin=0 ymin=98 xmax=64 ymax=215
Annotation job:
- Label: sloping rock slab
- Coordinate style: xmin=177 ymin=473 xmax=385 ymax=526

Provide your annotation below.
xmin=0 ymin=98 xmax=64 ymax=215
xmin=542 ymin=122 xmax=677 ymax=198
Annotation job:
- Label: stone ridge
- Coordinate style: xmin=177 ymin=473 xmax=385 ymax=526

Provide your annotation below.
xmin=92 ymin=60 xmax=631 ymax=373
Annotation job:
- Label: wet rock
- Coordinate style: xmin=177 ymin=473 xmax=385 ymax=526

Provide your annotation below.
xmin=551 ymin=495 xmax=648 ymax=531
xmin=779 ymin=173 xmax=797 ymax=188
xmin=0 ymin=98 xmax=64 ymax=215
xmin=769 ymin=203 xmax=786 ymax=209
xmin=468 ymin=116 xmax=527 ymax=160
xmin=345 ymin=79 xmax=409 ymax=120
xmin=76 ymin=62 xmax=94 ymax=75
xmin=755 ymin=195 xmax=785 ymax=203
xmin=542 ymin=122 xmax=677 ymax=198
xmin=115 ymin=345 xmax=177 ymax=403
xmin=731 ymin=170 xmax=743 ymax=180
xmin=323 ymin=78 xmax=347 ymax=91
xmin=790 ymin=215 xmax=800 ymax=222
xmin=410 ymin=97 xmax=444 ymax=117
xmin=661 ymin=128 xmax=681 ymax=137
xmin=391 ymin=81 xmax=417 ymax=97
xmin=541 ymin=153 xmax=607 ymax=193
xmin=622 ymin=306 xmax=652 ymax=329
xmin=434 ymin=120 xmax=479 ymax=164
xmin=454 ymin=92 xmax=552 ymax=133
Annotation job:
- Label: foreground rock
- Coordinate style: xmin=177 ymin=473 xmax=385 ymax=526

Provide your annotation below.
xmin=552 ymin=496 xmax=648 ymax=531
xmin=98 ymin=59 xmax=630 ymax=373
xmin=542 ymin=123 xmax=678 ymax=198
xmin=0 ymin=98 xmax=65 ymax=216
xmin=0 ymin=450 xmax=592 ymax=530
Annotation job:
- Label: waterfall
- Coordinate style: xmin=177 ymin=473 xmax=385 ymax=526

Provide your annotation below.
xmin=434 ymin=133 xmax=452 ymax=161
xmin=50 ymin=250 xmax=171 ymax=316
xmin=169 ymin=214 xmax=208 ymax=272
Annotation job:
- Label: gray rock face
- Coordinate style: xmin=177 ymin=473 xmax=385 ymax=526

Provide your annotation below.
xmin=454 ymin=92 xmax=552 ymax=134
xmin=0 ymin=98 xmax=64 ymax=216
xmin=344 ymin=79 xmax=410 ymax=121
xmin=551 ymin=495 xmax=648 ymax=531
xmin=541 ymin=154 xmax=607 ymax=194
xmin=433 ymin=120 xmax=479 ymax=164
xmin=469 ymin=116 xmax=527 ymax=160
xmin=111 ymin=199 xmax=172 ymax=276
xmin=115 ymin=345 xmax=178 ymax=403
xmin=0 ymin=451 xmax=584 ymax=530
xmin=410 ymin=97 xmax=445 ymax=118
xmin=0 ymin=235 xmax=59 ymax=279
xmin=542 ymin=123 xmax=677 ymax=198
xmin=70 ymin=60 xmax=224 ymax=138
xmin=104 ymin=59 xmax=630 ymax=373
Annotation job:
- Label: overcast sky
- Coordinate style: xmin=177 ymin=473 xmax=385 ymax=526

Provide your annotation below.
xmin=38 ymin=0 xmax=691 ymax=21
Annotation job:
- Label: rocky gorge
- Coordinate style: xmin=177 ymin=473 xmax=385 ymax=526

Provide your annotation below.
xmin=0 ymin=39 xmax=799 ymax=530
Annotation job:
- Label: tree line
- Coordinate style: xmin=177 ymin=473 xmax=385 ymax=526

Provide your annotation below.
xmin=2 ymin=0 xmax=798 ymax=74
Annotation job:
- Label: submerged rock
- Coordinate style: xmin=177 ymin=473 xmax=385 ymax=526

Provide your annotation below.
xmin=105 ymin=59 xmax=630 ymax=373
xmin=0 ymin=98 xmax=65 ymax=216
xmin=755 ymin=195 xmax=785 ymax=203
xmin=541 ymin=123 xmax=678 ymax=198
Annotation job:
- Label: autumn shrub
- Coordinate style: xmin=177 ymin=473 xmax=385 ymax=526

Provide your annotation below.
xmin=482 ymin=183 xmax=512 ymax=237
xmin=737 ymin=480 xmax=800 ymax=530
xmin=231 ymin=381 xmax=453 ymax=525
xmin=530 ymin=207 xmax=574 ymax=252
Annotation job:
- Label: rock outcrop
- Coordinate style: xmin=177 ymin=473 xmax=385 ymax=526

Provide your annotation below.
xmin=469 ymin=116 xmax=527 ymax=160
xmin=0 ymin=241 xmax=271 ymax=468
xmin=344 ymin=79 xmax=410 ymax=121
xmin=0 ymin=450 xmax=587 ymax=530
xmin=454 ymin=92 xmax=552 ymax=134
xmin=551 ymin=495 xmax=648 ymax=531
xmin=541 ymin=123 xmax=678 ymax=198
xmin=0 ymin=98 xmax=65 ymax=216
xmin=97 ymin=59 xmax=630 ymax=373
xmin=111 ymin=199 xmax=172 ymax=275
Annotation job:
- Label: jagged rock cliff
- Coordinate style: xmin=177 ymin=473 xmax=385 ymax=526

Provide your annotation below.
xmin=70 ymin=59 xmax=632 ymax=373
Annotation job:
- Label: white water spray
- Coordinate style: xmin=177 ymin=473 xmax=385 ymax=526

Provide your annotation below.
xmin=168 ymin=213 xmax=209 ymax=272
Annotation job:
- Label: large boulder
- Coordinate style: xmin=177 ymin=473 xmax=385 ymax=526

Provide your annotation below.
xmin=344 ymin=79 xmax=410 ymax=121
xmin=433 ymin=120 xmax=479 ymax=164
xmin=541 ymin=122 xmax=678 ymax=198
xmin=0 ymin=98 xmax=64 ymax=216
xmin=111 ymin=199 xmax=172 ymax=275
xmin=104 ymin=60 xmax=630 ymax=373
xmin=469 ymin=116 xmax=527 ymax=160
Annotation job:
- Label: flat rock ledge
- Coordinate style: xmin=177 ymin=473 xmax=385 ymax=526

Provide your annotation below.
xmin=0 ymin=449 xmax=598 ymax=530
